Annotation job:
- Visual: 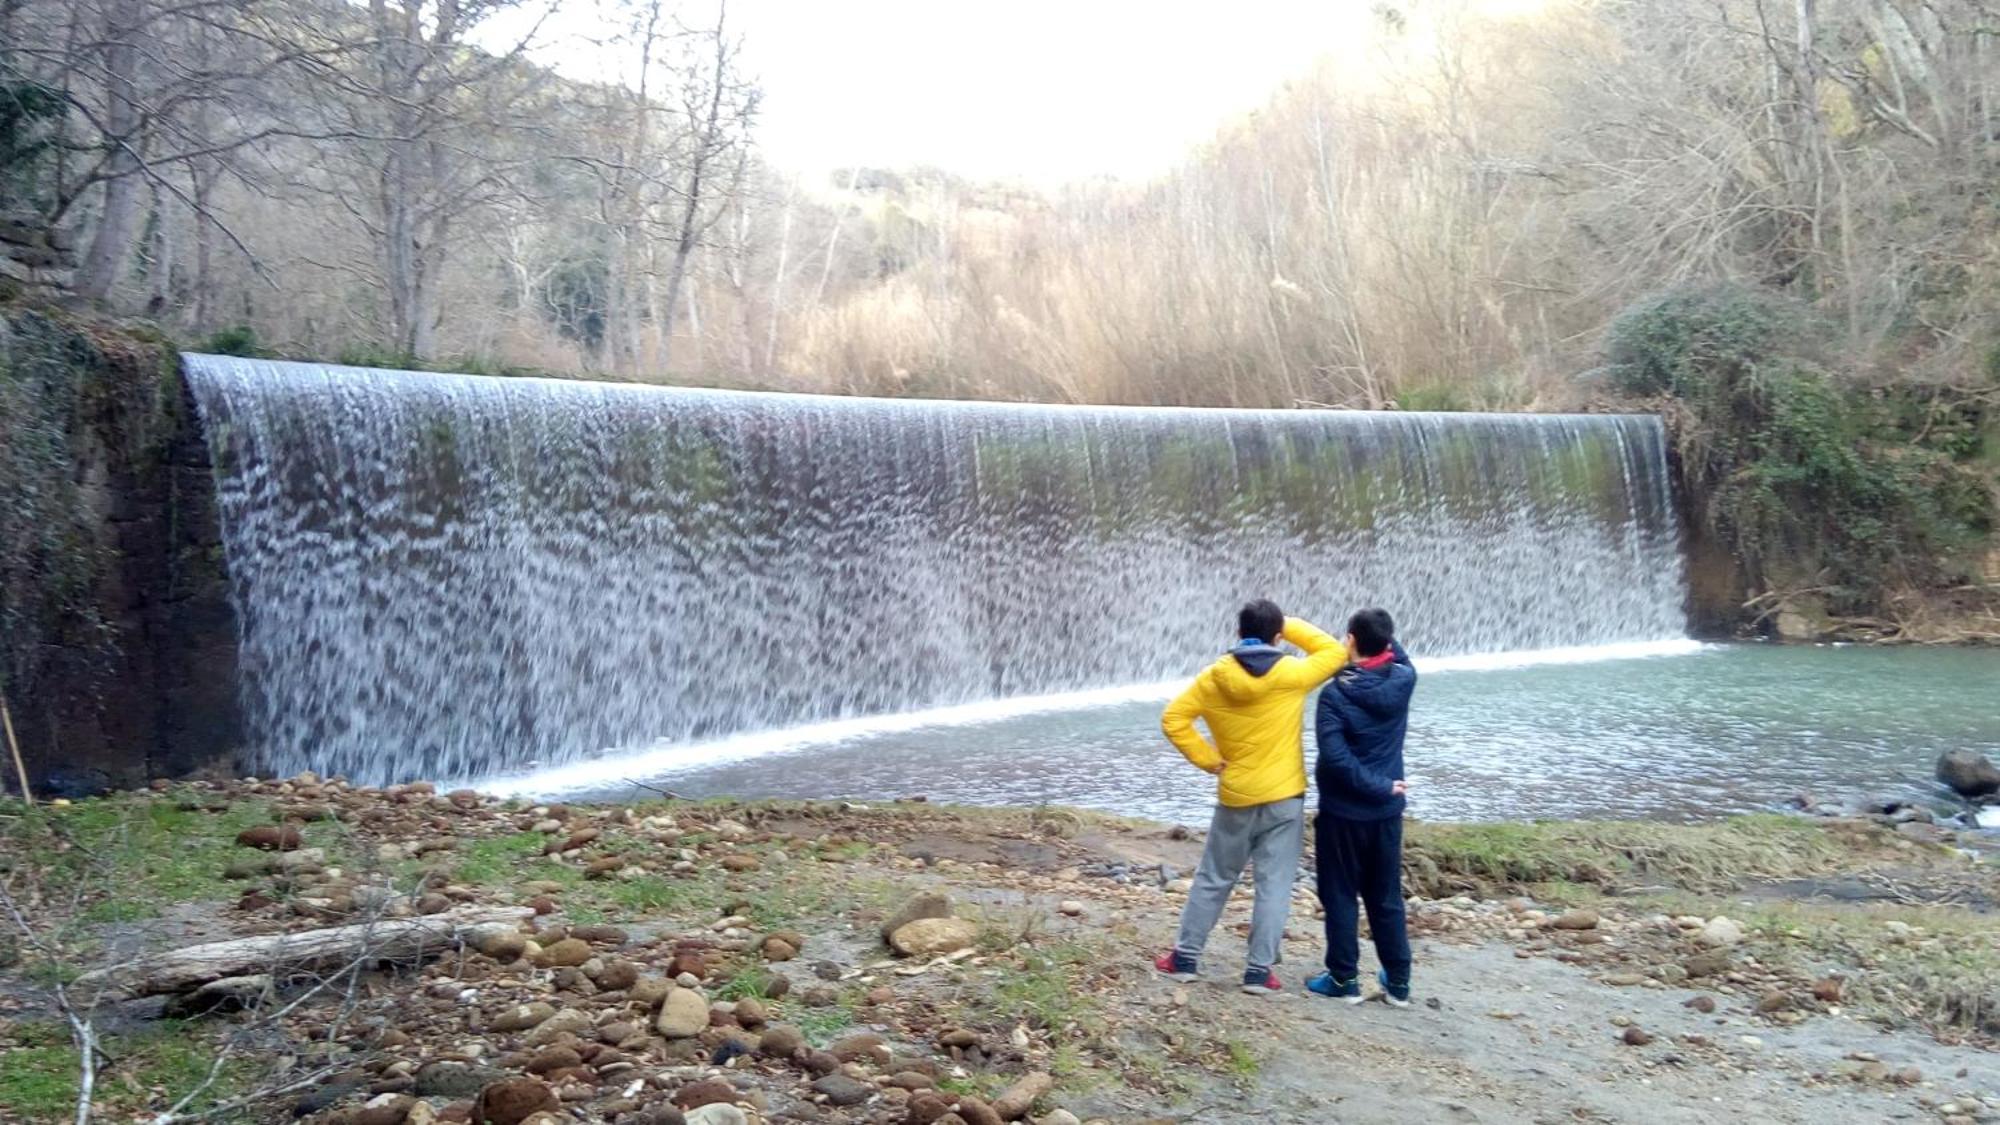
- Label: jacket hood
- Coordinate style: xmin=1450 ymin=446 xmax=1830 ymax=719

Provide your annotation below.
xmin=1203 ymin=643 xmax=1291 ymax=705
xmin=1332 ymin=652 xmax=1416 ymax=717
xmin=1229 ymin=642 xmax=1285 ymax=678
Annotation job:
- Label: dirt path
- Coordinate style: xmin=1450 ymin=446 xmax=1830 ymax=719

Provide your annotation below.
xmin=1122 ymin=938 xmax=2000 ymax=1124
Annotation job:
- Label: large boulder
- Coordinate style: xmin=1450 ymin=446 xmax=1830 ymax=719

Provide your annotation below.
xmin=655 ymin=986 xmax=709 ymax=1038
xmin=1938 ymin=749 xmax=2000 ymax=800
xmin=880 ymin=891 xmax=954 ymax=941
xmin=889 ymin=917 xmax=979 ymax=957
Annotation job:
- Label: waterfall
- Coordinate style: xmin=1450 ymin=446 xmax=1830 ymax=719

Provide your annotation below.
xmin=184 ymin=355 xmax=1688 ymax=786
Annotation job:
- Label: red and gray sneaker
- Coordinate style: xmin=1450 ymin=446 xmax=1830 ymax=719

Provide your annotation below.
xmin=1153 ymin=949 xmax=1199 ymax=982
xmin=1241 ymin=967 xmax=1282 ymax=995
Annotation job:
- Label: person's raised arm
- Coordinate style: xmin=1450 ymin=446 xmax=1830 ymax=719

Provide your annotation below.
xmin=1281 ymin=616 xmax=1349 ymax=687
xmin=1315 ymin=688 xmax=1398 ymax=800
xmin=1161 ymin=678 xmax=1223 ymax=774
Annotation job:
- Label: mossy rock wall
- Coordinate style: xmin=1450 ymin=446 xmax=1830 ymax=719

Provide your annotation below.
xmin=0 ymin=302 xmax=239 ymax=790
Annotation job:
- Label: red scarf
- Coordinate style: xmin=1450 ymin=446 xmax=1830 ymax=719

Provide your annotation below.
xmin=1355 ymin=649 xmax=1396 ymax=671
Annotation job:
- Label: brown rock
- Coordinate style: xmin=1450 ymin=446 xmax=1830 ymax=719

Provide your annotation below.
xmin=1683 ymin=951 xmax=1732 ymax=978
xmin=761 ymin=936 xmax=798 ymax=962
xmin=1622 ymin=1026 xmax=1653 ymax=1046
xmin=550 ymin=829 xmax=600 ymax=854
xmin=720 ymin=854 xmax=761 ymax=872
xmin=471 ymin=1077 xmax=557 ymax=1125
xmin=863 ymin=986 xmax=894 ymax=1006
xmin=538 ymin=938 xmax=593 ymax=968
xmin=954 ymin=1096 xmax=1004 ymax=1125
xmin=889 ymin=917 xmax=979 ymax=957
xmin=666 ymin=950 xmax=707 ymax=979
xmin=1551 ymin=909 xmax=1599 ymax=931
xmin=572 ymin=924 xmax=629 ymax=946
xmin=488 ymin=1002 xmax=558 ymax=1033
xmin=906 ymin=1092 xmax=953 ymax=1125
xmin=526 ymin=896 xmax=557 ymax=916
xmin=584 ymin=857 xmax=625 ymax=879
xmin=937 ymin=1029 xmax=981 ymax=1050
xmin=828 ymin=1031 xmax=889 ymax=1065
xmin=525 ymin=1046 xmax=582 ymax=1075
xmin=626 ymin=977 xmax=671 ymax=1008
xmin=236 ymin=824 xmax=304 ymax=851
xmin=1811 ymin=976 xmax=1844 ymax=1003
xmin=1683 ymin=994 xmax=1717 ymax=1014
xmin=524 ymin=1008 xmax=594 ymax=1047
xmin=889 ymin=1071 xmax=934 ymax=1090
xmin=880 ymin=891 xmax=954 ymax=941
xmin=478 ymin=931 xmax=528 ymax=963
xmin=990 ymin=1072 xmax=1052 ymax=1120
xmin=1756 ymin=991 xmax=1792 ymax=1014
xmin=757 ymin=1024 xmax=806 ymax=1059
xmin=594 ymin=959 xmax=640 ymax=991
xmin=655 ymin=987 xmax=709 ymax=1038
xmin=671 ymin=1078 xmax=738 ymax=1110
xmin=733 ymin=997 xmax=768 ymax=1028
xmin=447 ymin=788 xmax=482 ymax=808
xmin=801 ymin=1049 xmax=841 ymax=1076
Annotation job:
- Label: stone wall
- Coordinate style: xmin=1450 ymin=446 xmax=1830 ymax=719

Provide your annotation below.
xmin=0 ymin=302 xmax=239 ymax=793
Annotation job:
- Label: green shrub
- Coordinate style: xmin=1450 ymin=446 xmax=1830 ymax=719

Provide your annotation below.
xmin=202 ymin=325 xmax=260 ymax=357
xmin=1604 ymin=282 xmax=1817 ymax=398
xmin=1603 ymin=283 xmax=1994 ymax=616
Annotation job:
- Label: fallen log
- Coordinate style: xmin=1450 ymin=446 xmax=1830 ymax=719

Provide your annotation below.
xmin=75 ymin=905 xmax=531 ymax=998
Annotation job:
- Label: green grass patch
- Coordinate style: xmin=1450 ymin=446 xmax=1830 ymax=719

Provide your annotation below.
xmin=1403 ymin=815 xmax=1896 ymax=896
xmin=1223 ymin=1038 xmax=1260 ymax=1079
xmin=0 ymin=1020 xmax=253 ymax=1120
xmin=454 ymin=831 xmax=549 ymax=885
xmin=2 ymin=793 xmax=333 ymax=926
xmin=711 ymin=964 xmax=776 ymax=1001
xmin=991 ymin=941 xmax=1105 ymax=1036
xmin=1726 ymin=900 xmax=2000 ymax=1035
xmin=789 ymin=1002 xmax=857 ymax=1046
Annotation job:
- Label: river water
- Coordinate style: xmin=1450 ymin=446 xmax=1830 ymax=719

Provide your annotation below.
xmin=484 ymin=642 xmax=2000 ymax=824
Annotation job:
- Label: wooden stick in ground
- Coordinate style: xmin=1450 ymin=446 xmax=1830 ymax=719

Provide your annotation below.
xmin=0 ymin=693 xmax=29 ymax=804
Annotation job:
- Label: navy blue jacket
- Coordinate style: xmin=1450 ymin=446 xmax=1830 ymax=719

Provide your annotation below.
xmin=1313 ymin=642 xmax=1416 ymax=821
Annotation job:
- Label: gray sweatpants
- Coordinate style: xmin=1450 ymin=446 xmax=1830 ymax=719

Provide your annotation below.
xmin=1172 ymin=796 xmax=1305 ymax=973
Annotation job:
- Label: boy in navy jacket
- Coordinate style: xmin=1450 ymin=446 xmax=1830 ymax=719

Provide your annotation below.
xmin=1305 ymin=608 xmax=1418 ymax=1006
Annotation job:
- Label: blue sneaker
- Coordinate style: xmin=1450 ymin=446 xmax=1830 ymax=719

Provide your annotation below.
xmin=1305 ymin=972 xmax=1364 ymax=1003
xmin=1378 ymin=968 xmax=1411 ymax=1008
xmin=1153 ymin=949 xmax=1199 ymax=982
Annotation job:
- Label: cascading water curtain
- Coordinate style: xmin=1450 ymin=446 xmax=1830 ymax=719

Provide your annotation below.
xmin=186 ymin=354 xmax=1688 ymax=785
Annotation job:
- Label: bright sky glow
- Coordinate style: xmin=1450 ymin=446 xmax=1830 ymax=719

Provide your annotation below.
xmin=488 ymin=0 xmax=1550 ymax=184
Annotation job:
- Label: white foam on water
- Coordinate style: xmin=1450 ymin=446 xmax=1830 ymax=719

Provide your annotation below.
xmin=478 ymin=637 xmax=1708 ymax=798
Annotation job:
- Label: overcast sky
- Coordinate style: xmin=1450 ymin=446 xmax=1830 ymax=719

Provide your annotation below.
xmin=483 ymin=0 xmax=1400 ymax=184
xmin=728 ymin=0 xmax=1373 ymax=183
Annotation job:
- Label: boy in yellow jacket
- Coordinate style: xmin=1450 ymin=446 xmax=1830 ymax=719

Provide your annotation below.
xmin=1154 ymin=599 xmax=1347 ymax=995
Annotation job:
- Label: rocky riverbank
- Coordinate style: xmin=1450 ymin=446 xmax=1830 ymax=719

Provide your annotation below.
xmin=2 ymin=780 xmax=1998 ymax=1124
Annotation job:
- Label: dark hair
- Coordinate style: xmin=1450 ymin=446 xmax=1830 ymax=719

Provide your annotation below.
xmin=1238 ymin=599 xmax=1284 ymax=644
xmin=1347 ymin=608 xmax=1395 ymax=657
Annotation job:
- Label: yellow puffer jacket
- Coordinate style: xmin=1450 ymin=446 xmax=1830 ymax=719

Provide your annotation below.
xmin=1161 ymin=618 xmax=1348 ymax=807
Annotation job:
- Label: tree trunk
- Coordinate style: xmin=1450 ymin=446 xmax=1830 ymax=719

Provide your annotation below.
xmin=74 ymin=0 xmax=146 ymax=301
